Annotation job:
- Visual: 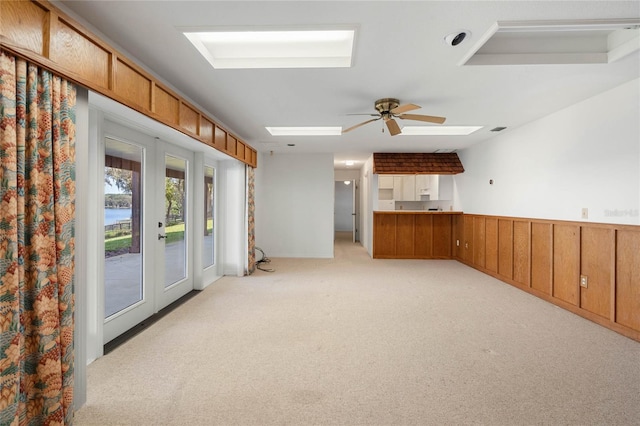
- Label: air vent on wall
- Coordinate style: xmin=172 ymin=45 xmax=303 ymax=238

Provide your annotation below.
xmin=491 ymin=126 xmax=507 ymax=132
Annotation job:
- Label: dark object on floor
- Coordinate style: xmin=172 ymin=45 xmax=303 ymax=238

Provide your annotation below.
xmin=256 ymin=247 xmax=274 ymax=272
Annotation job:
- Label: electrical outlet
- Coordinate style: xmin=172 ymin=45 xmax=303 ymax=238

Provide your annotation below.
xmin=465 ymin=242 xmax=469 ymax=249
xmin=580 ymin=275 xmax=588 ymax=288
xmin=581 ymin=208 xmax=588 ymax=219
xmin=456 ymin=239 xmax=460 ymax=247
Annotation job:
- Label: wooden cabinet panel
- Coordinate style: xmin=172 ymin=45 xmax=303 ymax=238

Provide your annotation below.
xmin=236 ymin=142 xmax=246 ymax=161
xmin=581 ymin=227 xmax=614 ymax=319
xmin=473 ymin=216 xmax=486 ymax=268
xmin=374 ymin=214 xmax=396 ymax=257
xmin=415 ymin=214 xmax=433 ymax=257
xmin=531 ymin=222 xmax=553 ymax=295
xmin=200 ymin=118 xmax=214 ymax=145
xmin=154 ymin=85 xmax=179 ymax=125
xmin=616 ymin=230 xmax=640 ymax=331
xmin=498 ymin=219 xmax=513 ymax=279
xmin=485 ymin=218 xmax=498 ymax=273
xmin=179 ymin=102 xmax=199 ymax=136
xmin=226 ymin=136 xmax=237 ymax=156
xmin=55 ymin=19 xmax=110 ymax=90
xmin=214 ymin=126 xmax=227 ymax=152
xmin=0 ymin=1 xmax=47 ymax=56
xmin=433 ymin=214 xmax=452 ymax=257
xmin=553 ymin=224 xmax=580 ymax=305
xmin=513 ymin=221 xmax=530 ymax=286
xmin=396 ymin=214 xmax=415 ymax=256
xmin=115 ymin=59 xmax=152 ymax=111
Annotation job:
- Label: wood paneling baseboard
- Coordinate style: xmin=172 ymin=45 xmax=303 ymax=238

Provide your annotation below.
xmin=455 ymin=214 xmax=640 ymax=342
xmin=373 ymin=212 xmax=461 ymax=259
xmin=0 ymin=0 xmax=257 ymax=167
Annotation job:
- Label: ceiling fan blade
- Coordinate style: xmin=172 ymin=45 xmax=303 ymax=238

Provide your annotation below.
xmin=342 ymin=117 xmax=381 ymax=134
xmin=385 ymin=118 xmax=402 ymax=136
xmin=398 ymin=113 xmax=446 ymax=124
xmin=390 ymin=103 xmax=420 ymax=114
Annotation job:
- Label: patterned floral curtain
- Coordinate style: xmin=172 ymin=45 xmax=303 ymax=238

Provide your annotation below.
xmin=246 ymin=165 xmax=256 ymax=275
xmin=0 ymin=51 xmax=76 ymax=425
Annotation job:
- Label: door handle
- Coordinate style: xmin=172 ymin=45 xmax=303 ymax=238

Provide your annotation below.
xmin=158 ymin=233 xmax=167 ymax=240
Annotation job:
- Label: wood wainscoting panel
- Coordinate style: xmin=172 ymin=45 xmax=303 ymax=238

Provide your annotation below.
xmin=244 ymin=144 xmax=253 ymax=163
xmin=463 ymin=215 xmax=474 ymax=263
xmin=214 ymin=126 xmax=227 ymax=152
xmin=374 ymin=214 xmax=396 ymax=257
xmin=580 ymin=227 xmax=614 ymax=319
xmin=513 ymin=221 xmax=531 ymax=286
xmin=179 ymin=102 xmax=199 ymax=136
xmin=531 ymin=222 xmax=553 ymax=295
xmin=473 ymin=216 xmax=486 ymax=268
xmin=415 ymin=214 xmax=433 ymax=257
xmin=114 ymin=58 xmax=151 ymax=111
xmin=396 ymin=214 xmax=415 ymax=256
xmin=453 ymin=214 xmax=464 ymax=259
xmin=498 ymin=219 xmax=514 ymax=280
xmin=553 ymin=224 xmax=580 ymax=306
xmin=0 ymin=1 xmax=47 ymax=56
xmin=153 ymin=85 xmax=179 ymax=125
xmin=226 ymin=135 xmax=237 ymax=156
xmin=200 ymin=117 xmax=214 ymax=146
xmin=433 ymin=214 xmax=452 ymax=257
xmin=54 ymin=19 xmax=110 ymax=89
xmin=485 ymin=217 xmax=498 ymax=273
xmin=616 ymin=229 xmax=640 ymax=331
xmin=236 ymin=142 xmax=246 ymax=161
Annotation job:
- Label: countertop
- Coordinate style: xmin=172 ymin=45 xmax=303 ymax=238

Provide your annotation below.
xmin=374 ymin=210 xmax=463 ymax=214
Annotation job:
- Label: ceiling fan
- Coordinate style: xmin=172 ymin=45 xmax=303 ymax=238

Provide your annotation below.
xmin=343 ymin=98 xmax=446 ymax=136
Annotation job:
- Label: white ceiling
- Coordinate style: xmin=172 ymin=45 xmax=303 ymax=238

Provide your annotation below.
xmin=58 ymin=1 xmax=640 ymax=169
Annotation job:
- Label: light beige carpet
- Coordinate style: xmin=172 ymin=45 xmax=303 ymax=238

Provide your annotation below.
xmin=75 ymin=233 xmax=640 ymax=425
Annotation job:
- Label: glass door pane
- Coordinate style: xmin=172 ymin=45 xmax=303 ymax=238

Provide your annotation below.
xmin=203 ymin=166 xmax=215 ymax=268
xmin=104 ymin=138 xmax=143 ymax=318
xmin=164 ymin=155 xmax=187 ymax=287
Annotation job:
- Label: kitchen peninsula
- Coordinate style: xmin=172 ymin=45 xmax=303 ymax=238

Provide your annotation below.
xmin=373 ymin=211 xmax=463 ymax=259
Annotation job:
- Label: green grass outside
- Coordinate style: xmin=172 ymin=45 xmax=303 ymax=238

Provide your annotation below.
xmin=105 ymin=222 xmax=186 ymax=252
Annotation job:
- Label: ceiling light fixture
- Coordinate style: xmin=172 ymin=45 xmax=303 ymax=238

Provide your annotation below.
xmin=400 ymin=126 xmax=483 ymax=136
xmin=266 ymin=127 xmax=343 ymax=136
xmin=183 ymin=27 xmax=356 ymax=69
xmin=345 ymin=160 xmax=355 ymax=166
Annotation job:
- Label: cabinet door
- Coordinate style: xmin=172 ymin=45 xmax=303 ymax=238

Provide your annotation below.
xmin=393 ymin=176 xmax=403 ymax=200
xmin=379 ymin=175 xmax=394 ymax=189
xmin=415 ymin=175 xmax=430 ymax=198
xmin=401 ymin=175 xmax=416 ymax=201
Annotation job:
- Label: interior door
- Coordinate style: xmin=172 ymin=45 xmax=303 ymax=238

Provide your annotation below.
xmin=156 ymin=143 xmax=194 ymax=310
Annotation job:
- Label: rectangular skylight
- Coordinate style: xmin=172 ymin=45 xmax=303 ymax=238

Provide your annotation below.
xmin=400 ymin=126 xmax=483 ymax=136
xmin=266 ymin=127 xmax=343 ymax=136
xmin=183 ymin=28 xmax=356 ymax=69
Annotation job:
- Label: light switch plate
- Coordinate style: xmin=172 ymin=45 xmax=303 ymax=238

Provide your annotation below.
xmin=580 ymin=275 xmax=588 ymax=288
xmin=581 ymin=208 xmax=588 ymax=219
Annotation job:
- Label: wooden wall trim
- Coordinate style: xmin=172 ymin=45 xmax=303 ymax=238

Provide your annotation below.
xmin=456 ymin=213 xmax=640 ymax=343
xmin=0 ymin=0 xmax=257 ymax=168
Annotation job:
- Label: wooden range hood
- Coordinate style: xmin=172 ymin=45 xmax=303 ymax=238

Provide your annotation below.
xmin=373 ymin=153 xmax=465 ymax=174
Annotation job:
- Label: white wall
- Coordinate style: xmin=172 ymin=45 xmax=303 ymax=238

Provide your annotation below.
xmin=456 ymin=78 xmax=640 ymax=225
xmin=360 ymin=156 xmax=375 ymax=256
xmin=255 ymin=153 xmax=334 ymax=258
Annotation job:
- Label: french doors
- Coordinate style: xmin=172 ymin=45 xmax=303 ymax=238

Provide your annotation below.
xmin=103 ymin=131 xmax=194 ymax=343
